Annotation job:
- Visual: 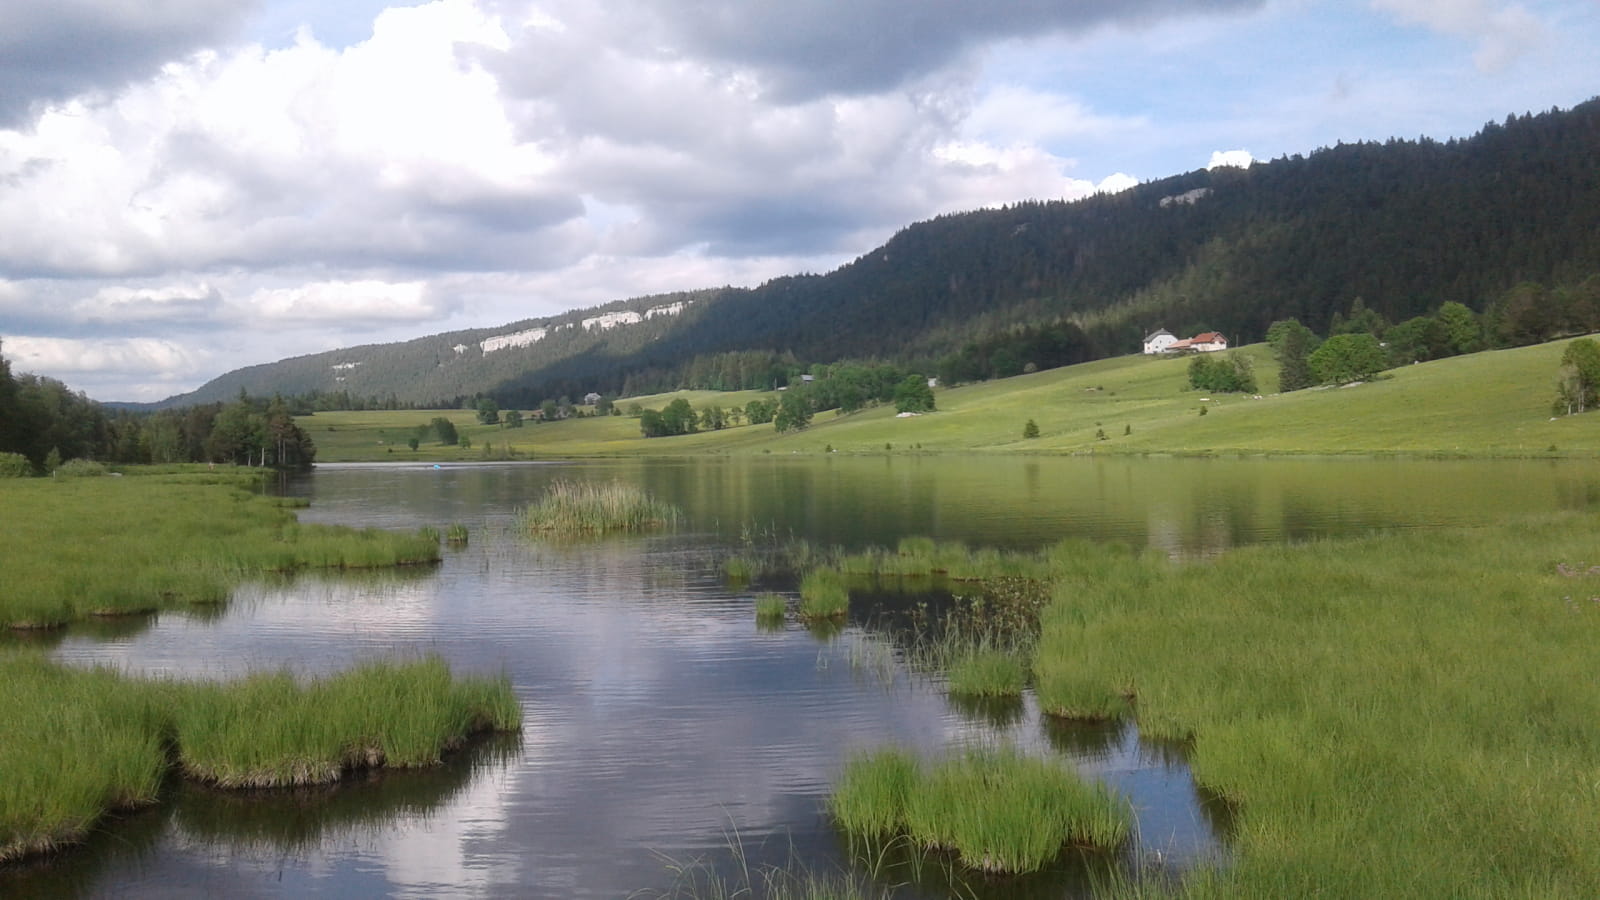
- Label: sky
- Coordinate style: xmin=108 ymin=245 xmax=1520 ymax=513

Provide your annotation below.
xmin=0 ymin=0 xmax=1596 ymax=402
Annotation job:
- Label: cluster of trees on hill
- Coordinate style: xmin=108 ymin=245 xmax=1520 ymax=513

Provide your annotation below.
xmin=140 ymin=98 xmax=1600 ymax=410
xmin=632 ymin=362 xmax=936 ymax=437
xmin=0 ymin=341 xmax=316 ymax=474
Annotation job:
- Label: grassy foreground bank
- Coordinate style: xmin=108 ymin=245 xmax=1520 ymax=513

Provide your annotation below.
xmin=0 ymin=468 xmax=440 ymax=629
xmin=308 ymin=338 xmax=1595 ymax=461
xmin=799 ymin=516 xmax=1600 ymax=896
xmin=0 ymin=652 xmax=520 ymax=863
xmin=0 ymin=468 xmax=518 ymax=864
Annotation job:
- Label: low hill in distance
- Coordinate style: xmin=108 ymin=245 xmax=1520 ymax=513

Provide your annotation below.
xmin=307 ymin=337 xmax=1594 ymax=462
xmin=146 ymin=98 xmax=1600 ymax=412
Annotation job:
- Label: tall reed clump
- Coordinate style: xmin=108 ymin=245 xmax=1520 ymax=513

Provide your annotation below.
xmin=445 ymin=523 xmax=469 ymax=545
xmin=516 ymin=480 xmax=680 ymax=536
xmin=944 ymin=645 xmax=1028 ymax=698
xmin=173 ymin=656 xmax=520 ymax=788
xmin=798 ymin=568 xmax=849 ymax=621
xmin=0 ymin=653 xmax=519 ymax=863
xmin=722 ymin=555 xmax=756 ymax=585
xmin=831 ymin=745 xmax=1130 ymax=875
xmin=754 ymin=592 xmax=787 ymax=623
xmin=0 ymin=653 xmax=173 ymax=863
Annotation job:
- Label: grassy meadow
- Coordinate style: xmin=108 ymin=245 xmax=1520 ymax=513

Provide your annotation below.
xmin=0 ymin=468 xmax=441 ymax=629
xmin=304 ymin=337 xmax=1595 ymax=461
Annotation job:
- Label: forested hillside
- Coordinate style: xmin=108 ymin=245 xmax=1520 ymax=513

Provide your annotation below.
xmin=151 ymin=98 xmax=1600 ymax=410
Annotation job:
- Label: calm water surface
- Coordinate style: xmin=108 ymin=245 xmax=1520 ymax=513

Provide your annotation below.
xmin=11 ymin=456 xmax=1599 ymax=898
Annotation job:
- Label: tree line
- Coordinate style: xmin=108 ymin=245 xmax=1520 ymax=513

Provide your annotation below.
xmin=0 ymin=341 xmax=316 ymax=474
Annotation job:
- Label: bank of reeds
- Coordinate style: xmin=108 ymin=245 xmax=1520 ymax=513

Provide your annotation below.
xmin=832 ymin=745 xmax=1130 ymax=874
xmin=0 ymin=652 xmax=519 ymax=863
xmin=798 ymin=568 xmax=849 ymax=621
xmin=1028 ymin=512 xmax=1600 ymax=896
xmin=515 ymin=479 xmax=679 ymax=535
xmin=0 ymin=474 xmax=440 ymax=629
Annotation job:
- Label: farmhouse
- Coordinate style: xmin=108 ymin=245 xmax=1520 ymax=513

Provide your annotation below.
xmin=1162 ymin=331 xmax=1229 ymax=353
xmin=1143 ymin=329 xmax=1177 ymax=354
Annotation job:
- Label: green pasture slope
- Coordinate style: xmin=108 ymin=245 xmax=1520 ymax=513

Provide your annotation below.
xmin=310 ymin=337 xmax=1597 ymax=461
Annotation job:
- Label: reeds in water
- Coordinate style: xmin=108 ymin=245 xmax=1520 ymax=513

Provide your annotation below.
xmin=175 ymin=657 xmax=520 ymax=788
xmin=798 ymin=568 xmax=849 ymax=621
xmin=831 ymin=745 xmax=1130 ymax=875
xmin=754 ymin=592 xmax=787 ymax=623
xmin=0 ymin=653 xmax=520 ymax=862
xmin=0 ymin=474 xmax=440 ymax=629
xmin=515 ymin=480 xmax=680 ymax=535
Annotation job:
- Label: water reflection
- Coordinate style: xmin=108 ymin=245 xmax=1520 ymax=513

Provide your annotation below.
xmin=22 ymin=457 xmax=1596 ymax=897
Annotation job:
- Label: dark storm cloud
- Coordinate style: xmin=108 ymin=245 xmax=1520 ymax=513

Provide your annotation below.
xmin=598 ymin=0 xmax=1267 ymax=99
xmin=0 ymin=0 xmax=256 ymax=126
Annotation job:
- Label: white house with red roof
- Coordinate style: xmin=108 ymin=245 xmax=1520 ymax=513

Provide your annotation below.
xmin=1162 ymin=331 xmax=1228 ymax=353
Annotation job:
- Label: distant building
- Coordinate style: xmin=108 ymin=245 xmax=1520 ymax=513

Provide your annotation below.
xmin=583 ymin=392 xmax=602 ymax=406
xmin=1143 ymin=329 xmax=1177 ymax=354
xmin=1150 ymin=330 xmax=1228 ymax=354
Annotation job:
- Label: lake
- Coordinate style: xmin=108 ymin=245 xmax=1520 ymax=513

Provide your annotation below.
xmin=11 ymin=456 xmax=1600 ymax=898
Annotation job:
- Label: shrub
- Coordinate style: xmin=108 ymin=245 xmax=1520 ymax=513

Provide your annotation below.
xmin=0 ymin=452 xmax=31 ymax=477
xmin=1022 ymin=419 xmax=1040 ymax=439
xmin=54 ymin=459 xmax=108 ymax=477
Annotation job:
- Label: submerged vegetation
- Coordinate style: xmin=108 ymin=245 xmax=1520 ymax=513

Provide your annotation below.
xmin=515 ymin=479 xmax=680 ymax=535
xmin=0 ymin=652 xmax=518 ymax=864
xmin=0 ymin=469 xmax=440 ymax=630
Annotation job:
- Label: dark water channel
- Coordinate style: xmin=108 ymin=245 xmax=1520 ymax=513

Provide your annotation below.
xmin=12 ymin=456 xmax=1600 ymax=898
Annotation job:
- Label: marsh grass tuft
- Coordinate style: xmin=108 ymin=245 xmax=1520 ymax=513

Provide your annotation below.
xmin=722 ymin=555 xmax=756 ymax=585
xmin=754 ymin=592 xmax=787 ymax=623
xmin=515 ymin=480 xmax=679 ymax=535
xmin=798 ymin=568 xmax=849 ymax=621
xmin=832 ymin=744 xmax=1130 ymax=875
xmin=445 ymin=523 xmax=469 ymax=545
xmin=0 ymin=653 xmax=518 ymax=862
xmin=944 ymin=645 xmax=1028 ymax=698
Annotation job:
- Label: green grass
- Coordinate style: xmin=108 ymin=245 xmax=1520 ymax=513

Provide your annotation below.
xmin=943 ymin=646 xmax=1028 ymax=698
xmin=831 ymin=748 xmax=920 ymax=839
xmin=174 ymin=657 xmax=520 ymax=788
xmin=798 ymin=568 xmax=849 ymax=621
xmin=0 ymin=652 xmax=518 ymax=863
xmin=295 ymin=337 xmax=1600 ymax=460
xmin=832 ymin=745 xmax=1131 ymax=875
xmin=445 ymin=523 xmax=469 ymax=545
xmin=722 ymin=555 xmax=756 ymax=585
xmin=515 ymin=479 xmax=680 ymax=535
xmin=1028 ymin=513 xmax=1600 ymax=896
xmin=754 ymin=592 xmax=787 ymax=622
xmin=0 ymin=472 xmax=440 ymax=629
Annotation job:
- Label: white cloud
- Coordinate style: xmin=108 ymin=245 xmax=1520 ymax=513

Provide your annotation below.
xmin=73 ymin=283 xmax=223 ymax=323
xmin=4 ymin=336 xmax=208 ymax=379
xmin=1206 ymin=149 xmax=1255 ymax=169
xmin=1370 ymin=0 xmax=1548 ymax=71
xmin=247 ymin=280 xmax=446 ymax=324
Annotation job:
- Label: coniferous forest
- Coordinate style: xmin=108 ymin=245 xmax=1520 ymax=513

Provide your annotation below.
xmin=18 ymin=98 xmax=1600 ymax=435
